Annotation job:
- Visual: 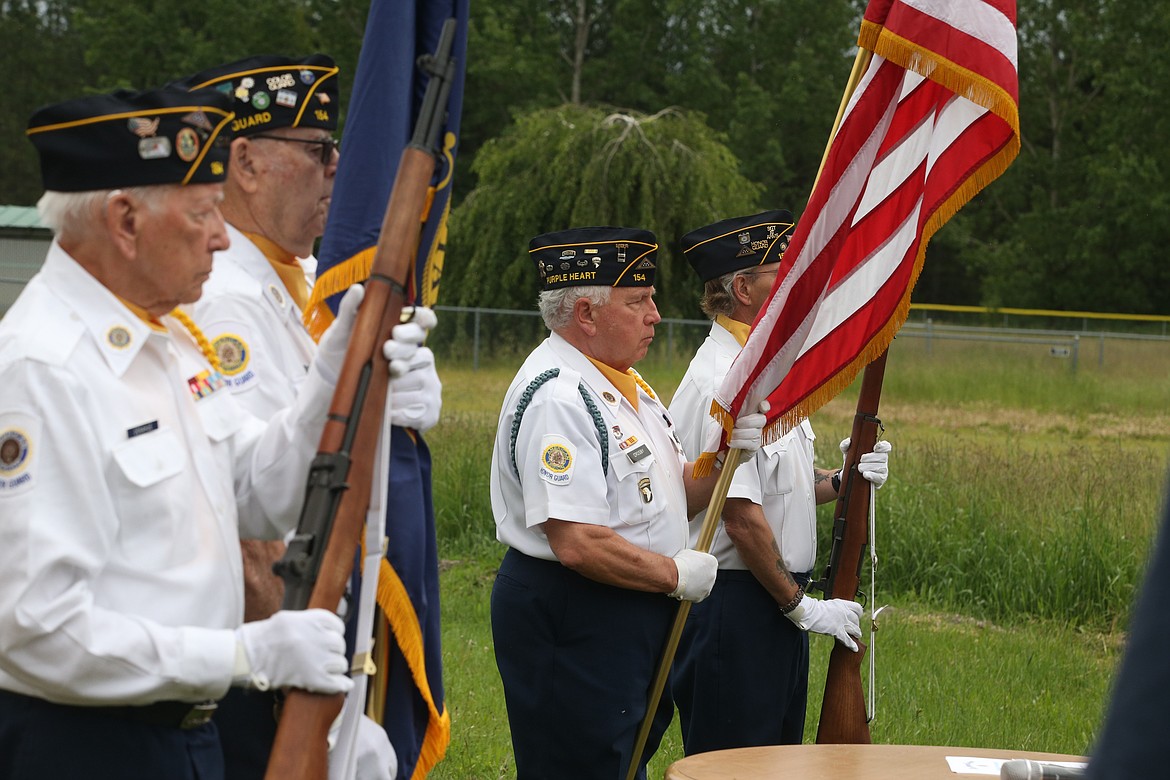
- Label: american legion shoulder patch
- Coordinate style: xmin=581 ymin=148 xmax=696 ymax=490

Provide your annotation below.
xmin=538 ymin=434 xmax=575 ymax=486
xmin=0 ymin=411 xmax=40 ymax=495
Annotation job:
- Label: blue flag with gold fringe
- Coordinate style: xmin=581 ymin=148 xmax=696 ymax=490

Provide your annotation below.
xmin=306 ymin=0 xmax=467 ymax=329
xmin=305 ymin=0 xmax=468 ymax=776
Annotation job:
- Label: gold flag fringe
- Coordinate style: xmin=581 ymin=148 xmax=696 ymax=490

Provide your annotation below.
xmin=303 ymin=184 xmax=446 ymax=340
xmin=355 ymin=427 xmax=448 ymax=776
xmin=691 ymin=452 xmax=719 ymax=480
xmin=376 ymin=557 xmax=451 ymax=778
xmin=858 ymin=20 xmax=1021 ymax=135
xmin=302 ymin=246 xmax=377 ymax=341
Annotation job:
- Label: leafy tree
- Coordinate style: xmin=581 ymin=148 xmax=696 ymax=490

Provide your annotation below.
xmin=6 ymin=0 xmax=1169 ymax=316
xmin=654 ymin=0 xmax=863 ymax=210
xmin=443 ymin=103 xmax=762 ymax=318
xmin=459 ymin=0 xmax=860 ymax=209
xmin=459 ymin=0 xmax=567 ymax=199
xmin=0 ymin=0 xmax=368 ymax=205
xmin=69 ymin=0 xmax=322 ymax=88
xmin=0 ymin=0 xmax=86 ymax=204
xmin=927 ymin=0 xmax=1170 ymax=313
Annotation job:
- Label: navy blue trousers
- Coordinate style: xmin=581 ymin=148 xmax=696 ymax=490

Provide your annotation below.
xmin=491 ymin=549 xmax=676 ymax=780
xmin=0 ymin=690 xmax=224 ymax=780
xmin=214 ymin=687 xmax=279 ymax=780
xmin=671 ymin=569 xmax=810 ymax=754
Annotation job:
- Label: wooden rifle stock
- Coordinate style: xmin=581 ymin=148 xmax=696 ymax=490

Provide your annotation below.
xmin=264 ymin=20 xmax=458 ymax=780
xmin=813 ymin=349 xmax=887 ymax=744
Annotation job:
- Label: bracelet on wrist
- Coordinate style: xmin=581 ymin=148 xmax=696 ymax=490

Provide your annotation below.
xmin=831 ymin=470 xmax=842 ymax=493
xmin=779 ymin=586 xmax=805 ymax=615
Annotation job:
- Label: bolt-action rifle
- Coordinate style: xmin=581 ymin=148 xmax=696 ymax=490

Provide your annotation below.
xmin=262 ymin=19 xmax=458 ymax=780
xmin=808 ymin=350 xmax=887 ymax=744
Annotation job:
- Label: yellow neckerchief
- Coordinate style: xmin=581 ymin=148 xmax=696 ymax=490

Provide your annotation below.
xmin=117 ymin=296 xmax=168 ymax=333
xmin=587 ymin=356 xmax=642 ymax=410
xmin=243 ymin=230 xmax=310 ymax=313
xmin=716 ymin=314 xmax=751 ymax=347
xmin=115 ymin=296 xmax=221 ymax=371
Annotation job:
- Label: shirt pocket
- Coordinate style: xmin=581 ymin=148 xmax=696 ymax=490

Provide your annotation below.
xmin=112 ymin=428 xmax=185 ymax=487
xmin=111 ymin=428 xmax=188 ymax=565
xmin=196 ymin=388 xmax=245 ymax=443
xmin=609 ymin=445 xmax=669 ymax=526
xmin=759 ymin=438 xmax=796 ymax=497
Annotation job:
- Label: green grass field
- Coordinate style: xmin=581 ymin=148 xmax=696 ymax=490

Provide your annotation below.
xmin=423 ymin=331 xmax=1170 ymax=778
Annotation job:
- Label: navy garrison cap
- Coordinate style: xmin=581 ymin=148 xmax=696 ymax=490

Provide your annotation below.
xmin=176 ymin=54 xmax=339 ymax=136
xmin=529 ymin=226 xmax=658 ymax=291
xmin=26 ymin=86 xmax=235 ymax=191
xmin=681 ymin=210 xmax=796 ymax=283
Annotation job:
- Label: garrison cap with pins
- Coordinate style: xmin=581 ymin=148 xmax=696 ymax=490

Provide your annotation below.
xmin=176 ymin=53 xmax=339 ymax=136
xmin=529 ymin=226 xmax=659 ymax=291
xmin=26 ymin=86 xmax=235 ymax=191
xmin=681 ymin=209 xmax=796 ymax=283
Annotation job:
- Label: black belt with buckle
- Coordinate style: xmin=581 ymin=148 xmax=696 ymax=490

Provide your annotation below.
xmin=106 ymin=699 xmax=219 ymax=730
xmin=0 ymin=689 xmax=218 ymax=730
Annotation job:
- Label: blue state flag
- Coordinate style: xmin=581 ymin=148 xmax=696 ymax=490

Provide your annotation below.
xmin=305 ymin=0 xmax=468 ymax=776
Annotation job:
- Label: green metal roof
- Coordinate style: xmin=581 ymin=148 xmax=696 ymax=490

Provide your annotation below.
xmin=0 ymin=205 xmax=46 ymax=231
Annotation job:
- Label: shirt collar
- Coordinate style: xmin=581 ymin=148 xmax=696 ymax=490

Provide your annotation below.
xmin=715 ymin=314 xmax=751 ymax=347
xmin=41 ymin=241 xmax=161 ymax=377
xmin=241 ymin=230 xmax=310 ymax=312
xmin=586 ymin=356 xmax=640 ymax=410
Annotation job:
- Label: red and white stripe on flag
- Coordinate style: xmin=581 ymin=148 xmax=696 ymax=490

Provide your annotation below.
xmin=701 ymin=0 xmax=1020 ymax=467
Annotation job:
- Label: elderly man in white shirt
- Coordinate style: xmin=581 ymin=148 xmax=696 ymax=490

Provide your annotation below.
xmin=0 ymin=84 xmax=426 ymax=780
xmin=489 ymin=225 xmax=767 ymax=780
xmin=669 ymin=210 xmax=891 ymax=755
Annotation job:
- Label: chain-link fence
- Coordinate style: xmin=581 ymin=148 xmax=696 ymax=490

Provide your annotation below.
xmin=430 ymin=305 xmax=1170 ymax=379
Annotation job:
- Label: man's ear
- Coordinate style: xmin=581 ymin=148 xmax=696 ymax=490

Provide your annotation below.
xmin=229 ymin=137 xmax=262 ymax=193
xmin=104 ymin=191 xmax=140 ymax=260
xmin=731 ymin=273 xmax=753 ymax=307
xmin=573 ymin=295 xmax=598 ymax=337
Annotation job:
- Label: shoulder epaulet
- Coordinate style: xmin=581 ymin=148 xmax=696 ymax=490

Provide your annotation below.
xmin=510 ymin=368 xmax=609 ymax=479
xmin=0 ymin=290 xmax=83 ymax=367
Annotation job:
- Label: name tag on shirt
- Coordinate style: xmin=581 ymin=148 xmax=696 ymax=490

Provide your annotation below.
xmin=627 ymin=444 xmax=651 ymax=463
xmin=127 ymin=420 xmax=159 ymax=438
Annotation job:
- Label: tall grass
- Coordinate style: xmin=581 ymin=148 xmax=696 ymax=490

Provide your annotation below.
xmin=423 ymin=331 xmax=1170 ymax=776
xmin=430 ymin=336 xmax=1170 ymax=630
xmin=432 ymin=570 xmax=1122 ymax=779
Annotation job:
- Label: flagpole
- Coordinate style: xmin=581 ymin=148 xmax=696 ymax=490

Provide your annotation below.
xmin=626 ymin=44 xmax=878 ymax=778
xmin=624 ymin=449 xmax=746 ymax=780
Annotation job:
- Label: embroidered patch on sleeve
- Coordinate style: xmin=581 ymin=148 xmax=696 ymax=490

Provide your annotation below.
xmin=212 ymin=332 xmax=250 ymax=376
xmin=0 ymin=412 xmax=40 ymax=495
xmin=538 ymin=434 xmax=575 ymax=486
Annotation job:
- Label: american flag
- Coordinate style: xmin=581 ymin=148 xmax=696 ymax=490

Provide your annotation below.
xmin=707 ymin=0 xmax=1020 ymax=450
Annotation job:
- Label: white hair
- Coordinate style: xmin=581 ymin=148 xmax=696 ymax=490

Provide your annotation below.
xmin=538 ymin=285 xmax=612 ymax=331
xmin=37 ymin=186 xmax=174 ymax=239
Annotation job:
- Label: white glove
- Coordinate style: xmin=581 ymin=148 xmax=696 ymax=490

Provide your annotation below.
xmin=387 ymin=346 xmax=441 ymax=432
xmin=785 ymin=595 xmax=863 ymax=651
xmin=382 ymin=307 xmax=438 ymax=378
xmin=315 ymin=284 xmax=365 ymax=386
xmin=728 ymin=400 xmax=769 ymax=454
xmin=839 ymin=437 xmax=892 ymax=489
xmin=234 ymin=609 xmax=353 ymax=694
xmin=329 ymin=715 xmax=398 ymax=780
xmin=668 ymin=549 xmax=718 ymax=602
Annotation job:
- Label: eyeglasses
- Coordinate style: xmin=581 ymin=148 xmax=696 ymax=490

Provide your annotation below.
xmin=251 ymin=134 xmax=339 ymax=164
xmin=738 ymin=268 xmax=779 ymax=279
